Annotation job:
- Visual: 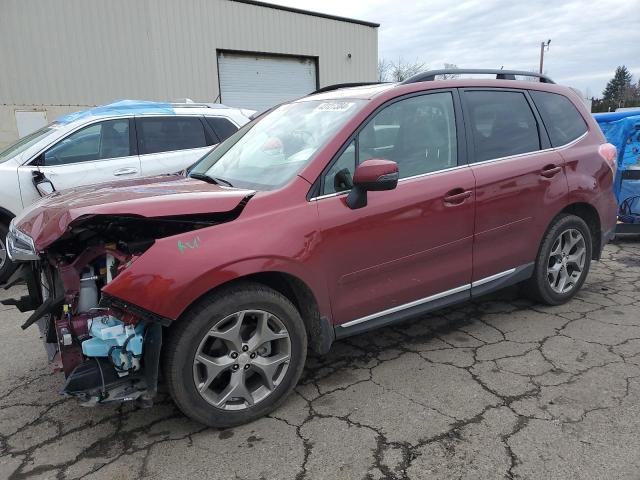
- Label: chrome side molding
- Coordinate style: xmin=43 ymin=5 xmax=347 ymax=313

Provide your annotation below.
xmin=338 ymin=266 xmax=523 ymax=330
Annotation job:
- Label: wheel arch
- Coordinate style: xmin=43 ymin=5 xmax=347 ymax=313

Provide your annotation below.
xmin=174 ymin=271 xmax=334 ymax=355
xmin=0 ymin=207 xmax=16 ymax=227
xmin=559 ymin=202 xmax=602 ymax=259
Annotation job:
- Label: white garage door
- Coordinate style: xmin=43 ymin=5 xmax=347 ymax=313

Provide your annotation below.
xmin=217 ymin=52 xmax=317 ymax=113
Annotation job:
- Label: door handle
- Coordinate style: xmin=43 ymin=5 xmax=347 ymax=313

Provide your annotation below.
xmin=443 ymin=188 xmax=472 ymax=205
xmin=113 ymin=167 xmax=138 ymax=176
xmin=541 ymin=165 xmax=562 ymax=178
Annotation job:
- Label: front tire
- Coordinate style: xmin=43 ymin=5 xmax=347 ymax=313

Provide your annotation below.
xmin=163 ymin=283 xmax=307 ymax=428
xmin=527 ymin=214 xmax=592 ymax=305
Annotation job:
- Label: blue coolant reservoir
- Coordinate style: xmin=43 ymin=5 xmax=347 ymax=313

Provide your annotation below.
xmin=82 ymin=316 xmax=145 ymax=372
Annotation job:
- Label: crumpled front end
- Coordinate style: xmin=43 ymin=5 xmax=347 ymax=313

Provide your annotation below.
xmin=4 ymin=224 xmax=165 ymax=406
xmin=2 ymin=192 xmax=252 ymax=406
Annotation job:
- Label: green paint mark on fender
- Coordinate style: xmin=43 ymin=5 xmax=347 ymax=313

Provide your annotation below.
xmin=178 ymin=236 xmax=201 ymax=253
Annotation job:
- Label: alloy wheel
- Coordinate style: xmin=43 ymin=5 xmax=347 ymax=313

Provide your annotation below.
xmin=192 ymin=309 xmax=291 ymax=410
xmin=546 ymin=228 xmax=586 ymax=294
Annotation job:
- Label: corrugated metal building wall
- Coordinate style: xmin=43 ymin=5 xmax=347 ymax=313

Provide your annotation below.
xmin=0 ymin=0 xmax=378 ymax=146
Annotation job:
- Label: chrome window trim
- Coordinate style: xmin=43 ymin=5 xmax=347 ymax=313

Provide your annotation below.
xmin=309 ymin=164 xmax=468 ymax=201
xmin=469 ymin=148 xmax=553 ymax=167
xmin=469 ymin=130 xmax=588 ymax=167
xmin=554 ymin=130 xmax=588 ymax=150
xmin=311 ymin=191 xmax=348 ymax=201
xmin=338 ymin=267 xmax=519 ymax=329
xmin=398 ymin=164 xmax=468 ymax=183
xmin=310 ymin=126 xmax=588 ymax=202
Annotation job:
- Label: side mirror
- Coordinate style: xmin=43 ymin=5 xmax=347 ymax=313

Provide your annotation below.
xmin=346 ymin=159 xmax=398 ymax=209
xmin=32 ymin=170 xmax=56 ymax=197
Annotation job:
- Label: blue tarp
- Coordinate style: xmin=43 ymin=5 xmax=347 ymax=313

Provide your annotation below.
xmin=57 ymin=100 xmax=175 ymax=124
xmin=594 ymin=112 xmax=640 ymax=208
xmin=593 ymin=110 xmax=640 ymax=123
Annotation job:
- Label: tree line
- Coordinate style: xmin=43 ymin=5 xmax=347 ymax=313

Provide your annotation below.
xmin=591 ymin=66 xmax=640 ymax=113
xmin=377 ymin=59 xmax=459 ymax=82
xmin=377 ymin=60 xmax=639 ymax=114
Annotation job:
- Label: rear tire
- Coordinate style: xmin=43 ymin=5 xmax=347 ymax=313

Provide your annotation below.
xmin=163 ymin=283 xmax=307 ymax=428
xmin=526 ymin=214 xmax=592 ymax=305
xmin=0 ymin=223 xmax=16 ymax=284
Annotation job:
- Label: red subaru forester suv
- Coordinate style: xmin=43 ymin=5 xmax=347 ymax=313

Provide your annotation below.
xmin=4 ymin=70 xmax=617 ymax=427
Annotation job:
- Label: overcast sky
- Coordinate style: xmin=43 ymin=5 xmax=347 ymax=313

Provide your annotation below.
xmin=271 ymin=0 xmax=640 ymax=97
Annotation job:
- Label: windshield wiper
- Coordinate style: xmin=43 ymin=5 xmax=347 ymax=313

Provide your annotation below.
xmin=211 ymin=177 xmax=234 ymax=187
xmin=189 ymin=173 xmax=234 ymax=188
xmin=189 ymin=172 xmax=218 ymax=184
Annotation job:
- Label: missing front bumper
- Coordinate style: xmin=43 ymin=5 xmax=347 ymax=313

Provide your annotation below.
xmin=61 ymin=322 xmax=162 ymax=406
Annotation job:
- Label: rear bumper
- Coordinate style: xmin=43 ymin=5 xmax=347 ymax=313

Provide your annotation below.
xmin=615 ymin=223 xmax=640 ymax=234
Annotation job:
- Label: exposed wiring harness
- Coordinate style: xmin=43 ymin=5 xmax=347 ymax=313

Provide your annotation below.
xmin=94 ymin=357 xmax=107 ymax=399
xmin=108 ymin=333 xmax=140 ymax=373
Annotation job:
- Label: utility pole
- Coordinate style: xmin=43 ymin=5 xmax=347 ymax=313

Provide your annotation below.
xmin=539 ymin=39 xmax=551 ymax=74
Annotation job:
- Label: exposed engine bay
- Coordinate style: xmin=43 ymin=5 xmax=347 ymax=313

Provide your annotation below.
xmin=2 ymin=208 xmax=246 ymax=406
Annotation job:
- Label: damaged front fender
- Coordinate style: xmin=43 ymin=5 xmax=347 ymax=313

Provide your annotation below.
xmin=13 ymin=175 xmax=255 ymax=251
xmin=2 ymin=173 xmax=262 ymax=407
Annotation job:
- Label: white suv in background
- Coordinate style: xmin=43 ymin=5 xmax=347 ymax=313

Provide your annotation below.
xmin=0 ymin=100 xmax=253 ymax=281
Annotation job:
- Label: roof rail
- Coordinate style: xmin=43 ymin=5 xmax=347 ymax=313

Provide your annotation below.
xmin=401 ymin=69 xmax=555 ymax=85
xmin=169 ymin=102 xmax=230 ymax=109
xmin=313 ymin=82 xmax=387 ymax=94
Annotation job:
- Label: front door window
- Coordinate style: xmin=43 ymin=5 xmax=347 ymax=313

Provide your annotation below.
xmin=44 ymin=119 xmax=131 ymax=165
xmin=322 ymin=92 xmax=458 ymax=195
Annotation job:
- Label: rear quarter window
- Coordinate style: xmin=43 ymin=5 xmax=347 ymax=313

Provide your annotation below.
xmin=530 ymin=91 xmax=588 ymax=147
xmin=205 ymin=117 xmax=238 ymax=142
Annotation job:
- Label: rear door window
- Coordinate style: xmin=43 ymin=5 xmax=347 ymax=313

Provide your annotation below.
xmin=530 ymin=91 xmax=588 ymax=147
xmin=205 ymin=117 xmax=238 ymax=142
xmin=464 ymin=90 xmax=541 ymax=162
xmin=137 ymin=116 xmax=208 ymax=154
xmin=43 ymin=119 xmax=132 ymax=165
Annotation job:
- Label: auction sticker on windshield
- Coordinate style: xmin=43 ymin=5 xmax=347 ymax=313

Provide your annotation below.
xmin=314 ymin=102 xmax=356 ymax=112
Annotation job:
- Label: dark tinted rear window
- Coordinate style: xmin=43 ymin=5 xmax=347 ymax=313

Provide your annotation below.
xmin=205 ymin=117 xmax=238 ymax=142
xmin=137 ymin=117 xmax=208 ymax=154
xmin=530 ymin=91 xmax=588 ymax=147
xmin=464 ymin=90 xmax=540 ymax=162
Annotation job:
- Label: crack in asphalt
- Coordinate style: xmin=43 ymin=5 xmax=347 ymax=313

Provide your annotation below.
xmin=1 ymin=239 xmax=640 ymax=479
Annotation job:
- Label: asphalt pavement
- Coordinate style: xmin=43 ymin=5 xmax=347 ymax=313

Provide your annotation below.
xmin=1 ymin=238 xmax=640 ymax=479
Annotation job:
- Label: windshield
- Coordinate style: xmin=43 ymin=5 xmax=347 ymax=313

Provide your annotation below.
xmin=189 ymin=99 xmax=365 ymax=190
xmin=0 ymin=123 xmax=61 ymax=164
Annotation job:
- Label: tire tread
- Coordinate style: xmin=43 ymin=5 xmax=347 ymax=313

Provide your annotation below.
xmin=526 ymin=214 xmax=592 ymax=305
xmin=163 ymin=282 xmax=307 ymax=427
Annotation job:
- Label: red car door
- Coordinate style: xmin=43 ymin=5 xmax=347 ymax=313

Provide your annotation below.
xmin=314 ymin=91 xmax=475 ymax=333
xmin=461 ymin=89 xmax=568 ymax=290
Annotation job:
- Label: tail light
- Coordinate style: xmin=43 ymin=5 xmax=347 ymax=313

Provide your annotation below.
xmin=598 ymin=143 xmax=618 ymax=175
